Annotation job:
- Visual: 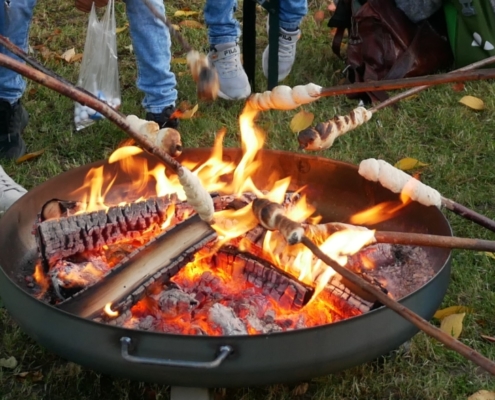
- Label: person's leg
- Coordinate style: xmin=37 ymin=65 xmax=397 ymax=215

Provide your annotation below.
xmin=0 ymin=0 xmax=36 ymax=159
xmin=204 ymin=0 xmax=250 ymax=100
xmin=262 ymin=0 xmax=307 ymax=81
xmin=124 ymin=0 xmax=178 ymax=128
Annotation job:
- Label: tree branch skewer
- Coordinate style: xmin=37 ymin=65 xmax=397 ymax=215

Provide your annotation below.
xmin=297 ymin=56 xmax=495 ymax=150
xmin=252 ymin=198 xmax=495 ymax=376
xmin=0 ymin=52 xmax=214 ymax=223
xmin=359 ymin=158 xmax=495 ymax=233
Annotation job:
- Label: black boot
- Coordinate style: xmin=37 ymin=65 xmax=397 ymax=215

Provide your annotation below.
xmin=145 ymin=105 xmax=179 ymax=129
xmin=0 ymin=100 xmax=28 ymax=160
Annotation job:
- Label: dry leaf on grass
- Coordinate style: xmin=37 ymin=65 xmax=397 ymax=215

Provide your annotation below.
xmin=483 ymin=252 xmax=495 ymax=260
xmin=60 ymin=48 xmax=75 ymax=62
xmin=439 ymin=312 xmax=465 ymax=339
xmin=313 ymin=10 xmax=325 ymax=24
xmin=15 ymin=370 xmax=43 ymax=382
xmin=174 ymin=10 xmax=199 ymax=17
xmin=290 ymin=110 xmax=314 ymax=133
xmin=0 ymin=356 xmax=18 ymax=369
xmin=291 ymin=382 xmax=309 ymax=396
xmin=434 ymin=305 xmax=472 ymax=320
xmin=459 ymin=95 xmax=485 ymax=111
xmin=15 ymin=149 xmax=45 ymax=164
xmin=171 ymin=24 xmax=180 ymax=31
xmin=171 ymin=58 xmax=187 ymax=64
xmin=480 ymin=334 xmax=495 ymax=343
xmin=452 ymin=82 xmax=465 ymax=92
xmin=179 ymin=20 xmax=203 ymax=29
xmin=180 ymin=104 xmax=199 ymax=119
xmin=468 ymin=390 xmax=495 ymax=400
xmin=394 ymin=157 xmax=428 ymax=171
xmin=115 ymin=23 xmax=129 ymax=34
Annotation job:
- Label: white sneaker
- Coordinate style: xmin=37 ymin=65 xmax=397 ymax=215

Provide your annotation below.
xmin=262 ymin=27 xmax=301 ymax=82
xmin=0 ymin=166 xmax=27 ymax=213
xmin=208 ymin=43 xmax=251 ymax=100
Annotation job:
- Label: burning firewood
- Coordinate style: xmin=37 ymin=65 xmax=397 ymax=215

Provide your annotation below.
xmin=57 ymin=214 xmax=217 ymax=319
xmin=359 ymin=158 xmax=495 ymax=233
xmin=34 ymin=194 xmax=179 ymax=266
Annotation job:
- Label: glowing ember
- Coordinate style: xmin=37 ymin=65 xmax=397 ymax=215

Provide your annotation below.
xmin=104 ymin=303 xmax=119 ymax=317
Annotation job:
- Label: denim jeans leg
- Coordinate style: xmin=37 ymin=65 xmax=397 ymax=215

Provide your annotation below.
xmin=0 ymin=0 xmax=37 ymax=103
xmin=279 ymin=0 xmax=307 ymax=31
xmin=124 ymin=0 xmax=177 ymax=114
xmin=204 ymin=0 xmax=240 ymax=45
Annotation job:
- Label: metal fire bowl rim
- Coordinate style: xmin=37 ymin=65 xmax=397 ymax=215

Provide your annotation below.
xmin=0 ymin=147 xmax=453 ymax=341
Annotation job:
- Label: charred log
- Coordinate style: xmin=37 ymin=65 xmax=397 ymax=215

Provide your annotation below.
xmin=57 ymin=214 xmax=217 ymax=319
xmin=35 ymin=194 xmax=179 ymax=267
xmin=212 ymin=246 xmax=314 ymax=310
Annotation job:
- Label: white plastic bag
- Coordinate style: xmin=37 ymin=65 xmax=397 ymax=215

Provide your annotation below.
xmin=74 ymin=0 xmax=121 ymax=131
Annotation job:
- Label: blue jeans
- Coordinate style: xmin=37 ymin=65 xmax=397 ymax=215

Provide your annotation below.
xmin=204 ymin=0 xmax=307 ymax=45
xmin=0 ymin=0 xmax=176 ymax=112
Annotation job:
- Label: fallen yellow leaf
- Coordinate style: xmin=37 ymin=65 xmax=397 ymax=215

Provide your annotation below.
xmin=394 ymin=157 xmax=428 ymax=171
xmin=15 ymin=149 xmax=45 ymax=164
xmin=459 ymin=95 xmax=485 ymax=111
xmin=484 ymin=252 xmax=495 ymax=260
xmin=60 ymin=47 xmax=75 ymax=62
xmin=434 ymin=305 xmax=472 ymax=320
xmin=179 ymin=20 xmax=203 ymax=29
xmin=180 ymin=104 xmax=199 ymax=119
xmin=171 ymin=58 xmax=187 ymax=64
xmin=115 ymin=23 xmax=129 ymax=34
xmin=290 ymin=110 xmax=314 ymax=133
xmin=468 ymin=390 xmax=495 ymax=400
xmin=174 ymin=10 xmax=199 ymax=17
xmin=439 ymin=312 xmax=465 ymax=339
xmin=171 ymin=24 xmax=181 ymax=31
xmin=70 ymin=53 xmax=83 ymax=63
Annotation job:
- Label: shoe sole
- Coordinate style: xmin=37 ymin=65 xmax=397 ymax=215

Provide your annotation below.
xmin=217 ymin=88 xmax=252 ymax=101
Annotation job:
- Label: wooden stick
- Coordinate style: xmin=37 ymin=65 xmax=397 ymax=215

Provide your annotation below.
xmin=441 ymin=197 xmax=495 ymax=233
xmin=252 ymin=198 xmax=495 ymax=375
xmin=300 ymin=236 xmax=495 ymax=375
xmin=373 ymin=231 xmax=495 ymax=252
xmin=357 ymin=158 xmax=495 ymax=234
xmin=305 ymin=223 xmax=495 ymax=252
xmin=318 ymin=68 xmax=495 ymax=99
xmin=371 ymin=55 xmax=495 ymax=112
xmin=0 ymin=52 xmax=215 ymax=222
xmin=0 ymin=52 xmax=182 ymax=174
xmin=298 ymin=55 xmax=495 ymax=151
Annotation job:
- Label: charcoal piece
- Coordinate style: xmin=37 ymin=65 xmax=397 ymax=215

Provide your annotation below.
xmin=154 ymin=288 xmax=199 ymax=317
xmin=208 ymin=303 xmax=247 ymax=336
xmin=347 ymin=243 xmax=396 ymax=272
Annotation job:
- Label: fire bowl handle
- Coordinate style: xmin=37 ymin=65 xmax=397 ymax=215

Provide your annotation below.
xmin=120 ymin=337 xmax=233 ymax=369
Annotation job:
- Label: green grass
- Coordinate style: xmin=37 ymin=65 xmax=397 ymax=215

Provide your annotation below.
xmin=1 ymin=1 xmax=495 ymax=399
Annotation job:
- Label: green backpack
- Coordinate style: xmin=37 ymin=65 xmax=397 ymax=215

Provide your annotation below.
xmin=444 ymin=0 xmax=495 ymax=68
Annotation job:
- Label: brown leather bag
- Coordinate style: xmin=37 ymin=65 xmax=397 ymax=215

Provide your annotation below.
xmin=329 ymin=0 xmax=453 ymax=103
xmin=75 ymin=0 xmax=109 ymax=13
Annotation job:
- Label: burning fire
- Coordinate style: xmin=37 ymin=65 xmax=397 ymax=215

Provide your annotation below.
xmin=32 ymin=104 xmax=412 ymax=333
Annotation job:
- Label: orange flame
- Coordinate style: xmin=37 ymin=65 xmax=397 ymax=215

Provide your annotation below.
xmin=349 ymin=191 xmax=412 ymax=225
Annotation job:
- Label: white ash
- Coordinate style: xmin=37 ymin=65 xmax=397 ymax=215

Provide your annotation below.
xmin=153 ymin=288 xmax=199 ymax=317
xmin=208 ymin=303 xmax=247 ymax=335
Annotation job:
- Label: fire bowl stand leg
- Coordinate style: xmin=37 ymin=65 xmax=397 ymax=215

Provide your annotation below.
xmin=170 ymin=387 xmax=212 ymax=400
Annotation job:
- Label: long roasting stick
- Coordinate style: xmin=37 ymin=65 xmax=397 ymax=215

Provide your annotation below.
xmin=251 ymin=198 xmax=495 ymax=376
xmin=297 ymin=55 xmax=495 ymax=151
xmin=359 ymin=158 xmax=495 ymax=233
xmin=306 ymin=222 xmax=495 ymax=252
xmin=247 ymin=68 xmax=495 ymax=112
xmin=0 ymin=53 xmax=214 ymax=222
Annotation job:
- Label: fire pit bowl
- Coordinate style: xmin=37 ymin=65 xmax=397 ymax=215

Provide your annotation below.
xmin=0 ymin=148 xmax=452 ymax=387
